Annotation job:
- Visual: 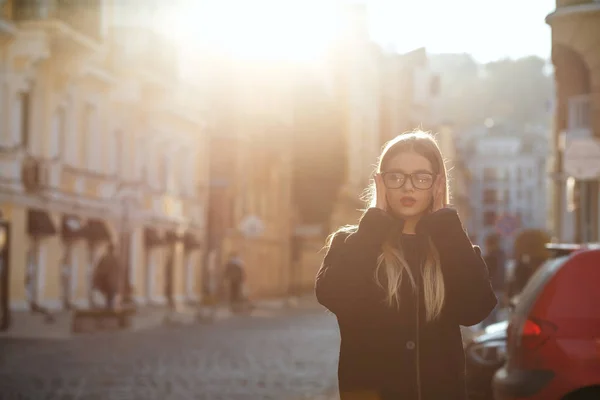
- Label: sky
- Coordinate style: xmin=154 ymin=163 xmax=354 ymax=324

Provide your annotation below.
xmin=168 ymin=0 xmax=557 ymax=63
xmin=367 ymin=0 xmax=556 ymax=62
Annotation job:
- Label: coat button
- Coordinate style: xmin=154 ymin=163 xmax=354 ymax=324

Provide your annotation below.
xmin=406 ymin=341 xmax=416 ymax=350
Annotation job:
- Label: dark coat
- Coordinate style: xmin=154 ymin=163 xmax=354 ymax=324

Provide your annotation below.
xmin=484 ymin=249 xmax=506 ymax=293
xmin=315 ymin=208 xmax=497 ymax=400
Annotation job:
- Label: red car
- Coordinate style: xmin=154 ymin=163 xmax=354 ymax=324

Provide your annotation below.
xmin=493 ymin=245 xmax=600 ymax=400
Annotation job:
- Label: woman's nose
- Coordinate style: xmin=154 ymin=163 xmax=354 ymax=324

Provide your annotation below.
xmin=403 ymin=179 xmax=415 ymax=191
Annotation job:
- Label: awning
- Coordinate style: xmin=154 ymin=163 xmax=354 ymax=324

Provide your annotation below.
xmin=83 ymin=219 xmax=112 ymax=243
xmin=61 ymin=215 xmax=86 ymax=241
xmin=183 ymin=231 xmax=202 ymax=250
xmin=144 ymin=227 xmax=164 ymax=247
xmin=27 ymin=209 xmax=57 ymax=237
xmin=164 ymin=230 xmax=182 ymax=244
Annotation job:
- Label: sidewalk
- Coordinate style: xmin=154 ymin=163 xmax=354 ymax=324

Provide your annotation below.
xmin=0 ymin=294 xmax=321 ymax=340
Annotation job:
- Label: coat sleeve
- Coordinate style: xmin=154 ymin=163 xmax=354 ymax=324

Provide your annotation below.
xmin=314 ymin=208 xmax=398 ymax=317
xmin=417 ymin=208 xmax=498 ymax=326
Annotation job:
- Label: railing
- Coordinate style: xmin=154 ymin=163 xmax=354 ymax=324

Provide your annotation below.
xmin=13 ymin=0 xmax=103 ymax=41
xmin=568 ymin=94 xmax=591 ymax=132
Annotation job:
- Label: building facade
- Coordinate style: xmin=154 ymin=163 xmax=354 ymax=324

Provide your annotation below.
xmin=436 ymin=125 xmax=472 ymax=227
xmin=202 ymin=58 xmax=295 ymax=299
xmin=327 ymin=4 xmax=383 ymax=230
xmin=0 ymin=1 xmax=208 ymax=324
xmin=458 ymin=124 xmax=549 ymax=252
xmin=546 ymin=1 xmax=600 ymax=243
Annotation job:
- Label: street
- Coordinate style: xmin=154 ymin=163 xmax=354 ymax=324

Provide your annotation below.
xmin=0 ymin=305 xmax=340 ymax=400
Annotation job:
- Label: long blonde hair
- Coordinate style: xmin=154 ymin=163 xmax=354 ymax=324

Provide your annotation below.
xmin=328 ymin=131 xmax=449 ymax=321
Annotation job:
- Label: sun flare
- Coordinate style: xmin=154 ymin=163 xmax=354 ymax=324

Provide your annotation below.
xmin=162 ymin=0 xmax=343 ymax=62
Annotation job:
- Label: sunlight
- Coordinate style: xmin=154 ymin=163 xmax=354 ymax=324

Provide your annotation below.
xmin=163 ymin=0 xmax=343 ymax=62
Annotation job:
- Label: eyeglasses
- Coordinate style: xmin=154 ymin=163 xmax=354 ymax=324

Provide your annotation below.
xmin=380 ymin=171 xmax=436 ymax=190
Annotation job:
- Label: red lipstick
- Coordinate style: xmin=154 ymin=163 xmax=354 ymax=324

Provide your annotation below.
xmin=400 ymin=196 xmax=416 ymax=207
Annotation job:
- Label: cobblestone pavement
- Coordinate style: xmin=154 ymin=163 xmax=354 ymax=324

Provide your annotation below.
xmin=0 ymin=307 xmax=340 ymax=400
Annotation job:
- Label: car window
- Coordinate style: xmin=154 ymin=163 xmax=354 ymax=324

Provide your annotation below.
xmin=513 ymin=256 xmax=569 ymax=317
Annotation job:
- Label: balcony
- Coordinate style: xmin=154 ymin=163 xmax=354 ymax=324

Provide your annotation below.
xmin=13 ymin=0 xmax=103 ymax=52
xmin=108 ymin=27 xmax=179 ymax=88
xmin=567 ymin=94 xmax=591 ymax=138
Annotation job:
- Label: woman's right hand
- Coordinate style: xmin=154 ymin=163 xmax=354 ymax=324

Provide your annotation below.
xmin=374 ymin=173 xmax=388 ymax=212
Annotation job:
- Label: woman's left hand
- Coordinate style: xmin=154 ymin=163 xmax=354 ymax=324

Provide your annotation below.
xmin=432 ymin=175 xmax=447 ymax=212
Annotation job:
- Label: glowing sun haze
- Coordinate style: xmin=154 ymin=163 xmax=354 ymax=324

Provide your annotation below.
xmin=163 ymin=0 xmax=554 ymax=63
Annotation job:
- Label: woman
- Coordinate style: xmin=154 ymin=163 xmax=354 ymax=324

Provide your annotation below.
xmin=315 ymin=131 xmax=497 ymax=400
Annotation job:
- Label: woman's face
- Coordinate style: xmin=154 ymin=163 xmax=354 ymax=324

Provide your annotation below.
xmin=381 ymin=150 xmax=436 ymax=220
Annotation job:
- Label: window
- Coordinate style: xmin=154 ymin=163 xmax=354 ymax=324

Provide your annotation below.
xmin=484 ymin=211 xmax=497 ymax=227
xmin=483 ymin=189 xmax=497 ymax=204
xmin=124 ymin=133 xmax=135 ymax=181
xmin=135 ymin=138 xmax=146 ymax=181
xmin=17 ymin=91 xmax=31 ymax=149
xmin=166 ymin=152 xmax=178 ymax=195
xmin=50 ymin=107 xmax=65 ymax=159
xmin=112 ymin=129 xmax=122 ymax=176
xmin=483 ymin=167 xmax=496 ymax=180
xmin=159 ymin=152 xmax=168 ymax=190
xmin=81 ymin=103 xmax=95 ymax=168
xmin=182 ymin=152 xmax=196 ymax=197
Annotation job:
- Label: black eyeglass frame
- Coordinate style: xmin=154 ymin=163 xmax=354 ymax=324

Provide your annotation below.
xmin=379 ymin=171 xmax=438 ymax=190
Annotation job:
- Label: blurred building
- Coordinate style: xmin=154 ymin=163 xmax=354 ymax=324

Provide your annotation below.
xmin=326 ymin=4 xmax=442 ymax=230
xmin=0 ymin=0 xmax=207 ymax=320
xmin=546 ymin=1 xmax=600 ymax=243
xmin=435 ymin=125 xmax=472 ymax=227
xmin=380 ymin=47 xmax=442 ymax=141
xmin=202 ymin=59 xmax=295 ymax=299
xmin=327 ymin=3 xmax=383 ymax=230
xmin=458 ymin=123 xmax=549 ymax=252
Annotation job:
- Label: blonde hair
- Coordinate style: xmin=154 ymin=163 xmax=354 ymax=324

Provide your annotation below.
xmin=328 ymin=131 xmax=449 ymax=321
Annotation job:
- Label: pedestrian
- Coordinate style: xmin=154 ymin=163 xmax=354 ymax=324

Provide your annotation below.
xmin=509 ymin=253 xmax=542 ymax=299
xmin=222 ymin=252 xmax=246 ymax=312
xmin=315 ymin=131 xmax=497 ymax=400
xmin=165 ymin=247 xmax=175 ymax=310
xmin=92 ymin=243 xmax=121 ymax=311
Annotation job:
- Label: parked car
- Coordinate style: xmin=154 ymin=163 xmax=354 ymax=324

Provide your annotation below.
xmin=466 ymin=320 xmax=509 ymax=399
xmin=465 ymin=243 xmax=586 ymax=399
xmin=493 ymin=246 xmax=600 ymax=400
